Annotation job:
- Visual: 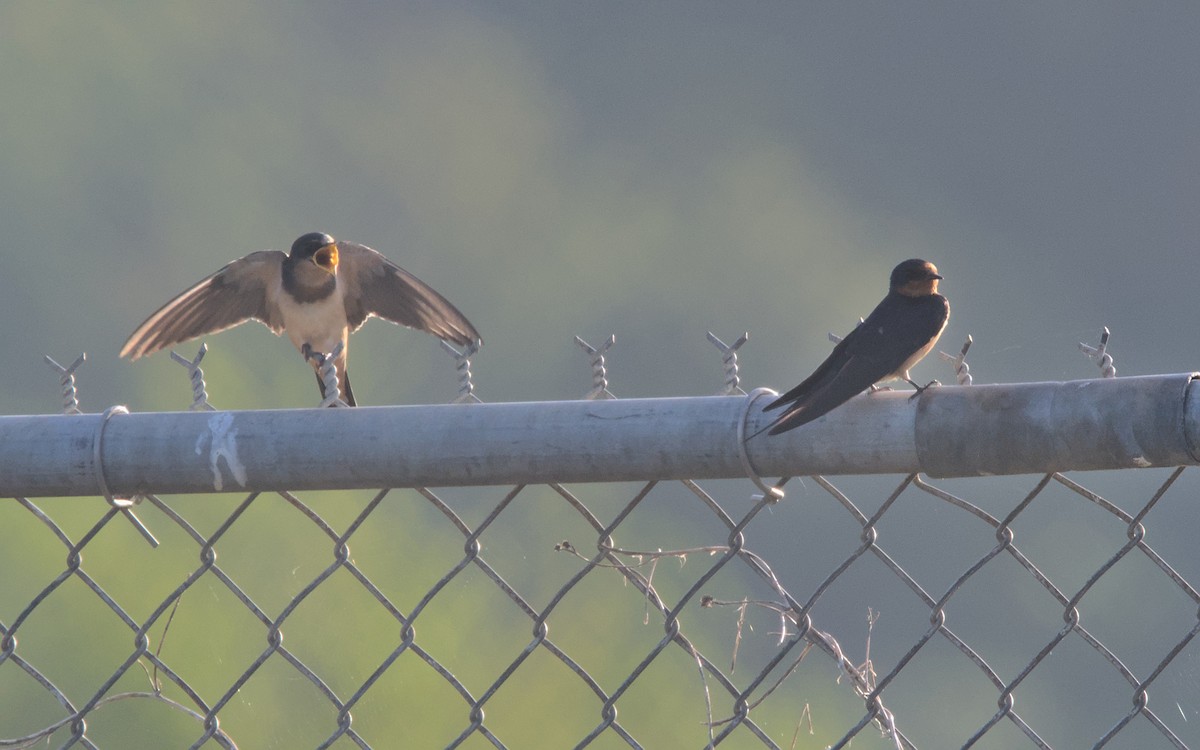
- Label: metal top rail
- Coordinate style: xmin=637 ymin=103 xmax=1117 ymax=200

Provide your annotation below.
xmin=4 ymin=373 xmax=1198 ymax=497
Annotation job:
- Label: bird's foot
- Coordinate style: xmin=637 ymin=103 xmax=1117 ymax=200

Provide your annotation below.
xmin=906 ymin=379 xmax=941 ymax=400
xmin=301 ymin=343 xmax=327 ymax=367
xmin=869 ymin=384 xmax=895 ymax=393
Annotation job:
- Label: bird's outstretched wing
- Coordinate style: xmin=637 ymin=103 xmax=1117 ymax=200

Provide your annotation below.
xmin=337 ymin=241 xmax=481 ymax=347
xmin=763 ymin=295 xmax=947 ymax=434
xmin=120 ymin=251 xmax=287 ymax=359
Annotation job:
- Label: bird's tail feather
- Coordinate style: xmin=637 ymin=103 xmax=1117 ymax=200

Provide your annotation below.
xmin=745 ymin=415 xmax=781 ymax=441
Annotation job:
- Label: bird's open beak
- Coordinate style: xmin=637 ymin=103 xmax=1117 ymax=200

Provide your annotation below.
xmin=313 ymin=243 xmax=339 ymax=275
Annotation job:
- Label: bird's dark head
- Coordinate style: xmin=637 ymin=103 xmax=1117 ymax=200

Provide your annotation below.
xmin=291 ymin=232 xmax=339 ymax=275
xmin=890 ymin=259 xmax=942 ymax=297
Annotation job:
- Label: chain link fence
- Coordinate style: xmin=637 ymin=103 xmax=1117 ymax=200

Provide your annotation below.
xmin=5 ymin=332 xmax=1200 ymax=748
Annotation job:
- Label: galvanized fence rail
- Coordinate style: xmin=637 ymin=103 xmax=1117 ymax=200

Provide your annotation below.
xmin=5 ymin=332 xmax=1200 ymax=749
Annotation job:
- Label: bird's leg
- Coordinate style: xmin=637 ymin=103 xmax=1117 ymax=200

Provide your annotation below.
xmin=906 ymin=378 xmax=941 ymax=400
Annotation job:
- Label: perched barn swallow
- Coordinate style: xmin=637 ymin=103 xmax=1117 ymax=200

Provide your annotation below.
xmin=754 ymin=258 xmax=949 ymax=437
xmin=120 ymin=232 xmax=481 ymax=406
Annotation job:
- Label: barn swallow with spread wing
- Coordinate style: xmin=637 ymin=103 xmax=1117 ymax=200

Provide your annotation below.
xmin=120 ymin=232 xmax=481 ymax=406
xmin=754 ymin=258 xmax=949 ymax=437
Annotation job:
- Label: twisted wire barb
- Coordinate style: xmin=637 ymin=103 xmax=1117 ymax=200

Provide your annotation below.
xmin=937 ymin=334 xmax=974 ymax=385
xmin=827 ymin=317 xmax=866 ymax=346
xmin=1080 ymin=327 xmax=1116 ymax=378
xmin=170 ymin=344 xmax=215 ymax=411
xmin=707 ymin=331 xmax=749 ymax=396
xmin=575 ymin=335 xmax=616 ymax=400
xmin=440 ymin=339 xmax=481 ymax=404
xmin=314 ymin=341 xmax=349 ymax=407
xmin=44 ymin=353 xmax=86 ymax=415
